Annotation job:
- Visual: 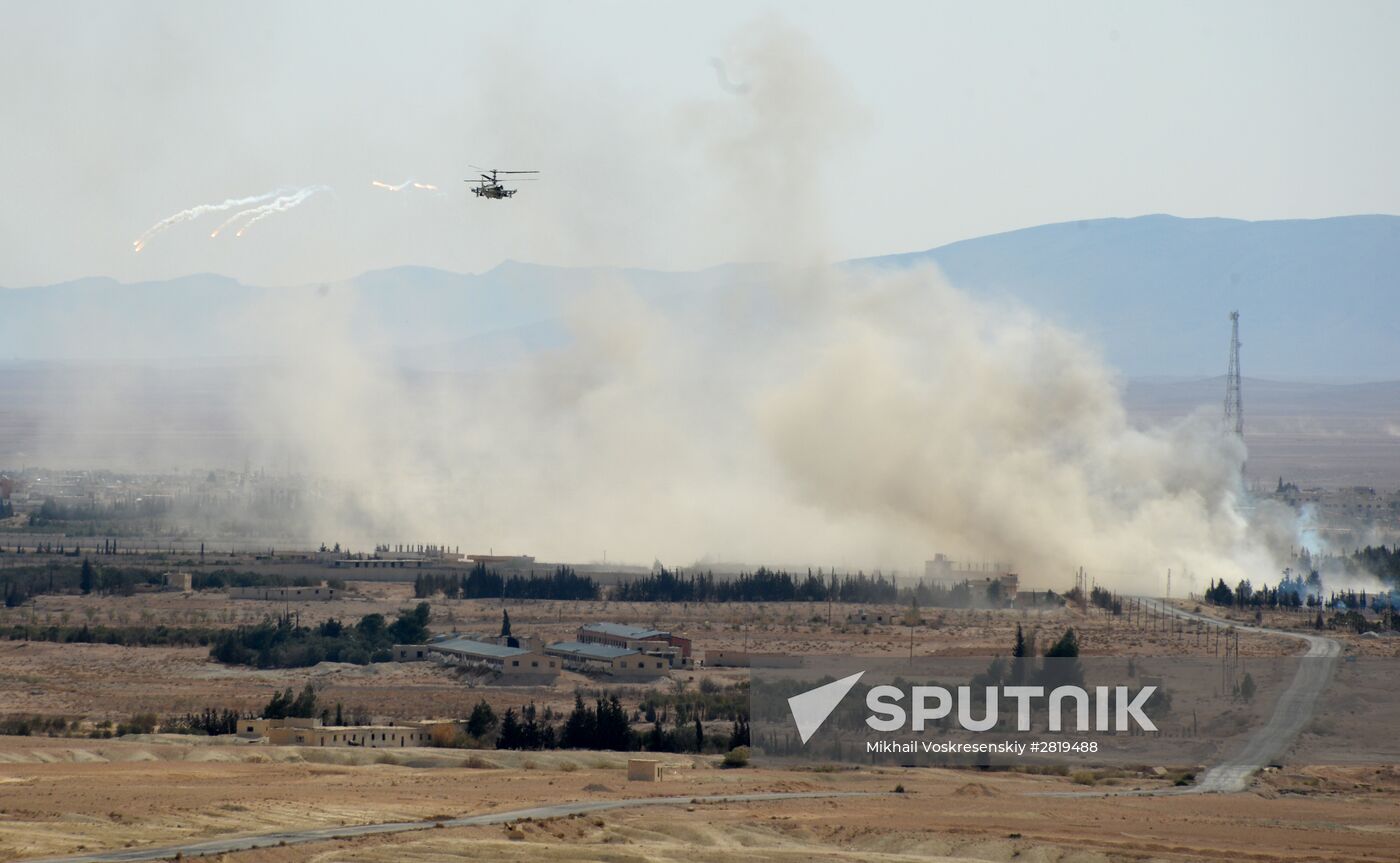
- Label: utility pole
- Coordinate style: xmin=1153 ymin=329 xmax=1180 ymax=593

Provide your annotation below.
xmin=1225 ymin=310 xmax=1244 ymax=441
xmin=817 ymin=565 xmax=828 ymax=627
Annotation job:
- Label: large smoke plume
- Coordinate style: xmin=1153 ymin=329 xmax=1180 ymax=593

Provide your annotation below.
xmin=189 ymin=19 xmax=1294 ymax=593
xmin=2 ymin=19 xmax=1330 ymax=595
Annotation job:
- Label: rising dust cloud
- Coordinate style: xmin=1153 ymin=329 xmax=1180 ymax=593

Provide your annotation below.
xmin=179 ymin=19 xmax=1302 ymax=595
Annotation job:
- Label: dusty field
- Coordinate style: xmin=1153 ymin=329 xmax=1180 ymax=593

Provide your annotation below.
xmin=1 ymin=580 xmax=1312 ymax=658
xmin=0 ymin=581 xmax=415 ymax=634
xmin=1169 ymin=600 xmax=1400 ymax=657
xmin=0 ymin=640 xmax=609 ymax=721
xmin=2 ymin=736 xmax=1399 ymax=863
xmin=1 ymin=591 xmax=1396 ymax=862
xmin=0 ymin=588 xmax=1308 ymax=722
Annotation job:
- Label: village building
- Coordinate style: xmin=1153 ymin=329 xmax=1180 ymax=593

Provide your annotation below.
xmin=229 ymin=583 xmax=338 ymax=601
xmin=545 ymin=640 xmax=670 ymax=678
xmin=576 ymin=622 xmax=693 ymax=668
xmin=236 ymin=717 xmax=445 ymax=748
xmin=392 ymin=635 xmax=560 ymax=682
xmin=845 ymin=608 xmax=897 ymax=625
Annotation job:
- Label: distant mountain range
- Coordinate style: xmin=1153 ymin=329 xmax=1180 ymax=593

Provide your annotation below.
xmin=3 ymin=214 xmax=1397 ymax=379
xmin=856 ymin=214 xmax=1400 ymax=380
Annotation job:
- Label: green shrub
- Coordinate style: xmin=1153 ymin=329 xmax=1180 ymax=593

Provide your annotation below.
xmin=116 ymin=712 xmax=158 ymax=736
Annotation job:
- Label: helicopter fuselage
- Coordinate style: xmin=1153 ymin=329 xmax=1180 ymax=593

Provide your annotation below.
xmin=472 ymin=184 xmax=516 ymax=199
xmin=467 ymin=167 xmax=535 ymax=200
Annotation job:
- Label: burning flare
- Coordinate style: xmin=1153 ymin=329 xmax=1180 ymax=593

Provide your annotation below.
xmin=133 ymin=190 xmax=285 ymax=252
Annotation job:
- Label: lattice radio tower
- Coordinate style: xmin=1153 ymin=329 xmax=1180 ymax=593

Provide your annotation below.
xmin=1224 ymin=310 xmax=1243 ymax=439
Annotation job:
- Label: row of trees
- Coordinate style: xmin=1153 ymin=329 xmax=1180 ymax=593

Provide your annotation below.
xmin=1350 ymin=545 xmax=1400 ymax=584
xmin=192 ymin=570 xmax=326 ymax=590
xmin=3 ymin=680 xmax=755 ymax=754
xmin=1208 ymin=576 xmax=1396 ymax=613
xmin=493 ymin=693 xmax=750 ymax=753
xmin=28 ymin=496 xmax=173 ymax=525
xmin=2 ymin=560 xmax=166 ymax=606
xmin=0 ymin=560 xmax=322 ymax=607
xmin=163 ymin=707 xmax=243 ymax=736
xmin=3 ymin=621 xmax=221 ymax=647
xmin=164 ymin=688 xmax=374 ymax=735
xmin=1204 ymin=578 xmax=1308 ymax=609
xmin=208 ymin=603 xmax=431 ymax=668
xmin=1087 ymin=585 xmax=1123 ymax=615
xmin=414 ymin=565 xmax=599 ymax=601
xmin=613 ymin=566 xmax=1019 ymax=608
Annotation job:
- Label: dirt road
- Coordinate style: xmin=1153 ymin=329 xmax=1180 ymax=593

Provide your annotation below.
xmin=16 ymin=791 xmax=885 ymax=863
xmin=1144 ymin=598 xmax=1340 ymax=793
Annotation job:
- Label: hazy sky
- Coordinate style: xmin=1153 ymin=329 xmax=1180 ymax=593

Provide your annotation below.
xmin=2 ymin=0 xmax=1397 ymax=288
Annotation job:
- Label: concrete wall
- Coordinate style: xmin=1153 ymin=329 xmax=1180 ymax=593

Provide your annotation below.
xmin=627 ymin=758 xmax=663 ymax=781
xmin=397 ymin=643 xmax=561 ymax=682
xmin=393 ymin=644 xmax=429 ymax=662
xmin=237 ymin=719 xmax=271 ymax=738
xmin=704 ymin=649 xmax=749 ymax=667
xmin=611 ymin=654 xmax=669 ymax=678
xmin=273 ymin=725 xmax=433 ymax=748
xmin=229 ymin=585 xmax=337 ymax=601
xmin=497 ymin=651 xmax=561 ymax=682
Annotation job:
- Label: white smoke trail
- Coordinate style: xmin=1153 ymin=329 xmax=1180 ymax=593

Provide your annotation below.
xmin=158 ymin=18 xmax=1310 ymax=591
xmin=133 ymin=190 xmax=283 ymax=252
xmin=372 ymin=179 xmax=441 ymax=193
xmin=208 ymin=186 xmax=330 ymax=239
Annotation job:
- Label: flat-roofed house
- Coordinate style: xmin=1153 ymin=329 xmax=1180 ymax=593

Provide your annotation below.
xmin=576 ymin=622 xmax=692 ymax=667
xmin=545 ymin=640 xmax=670 ymax=678
xmin=239 ymin=717 xmax=437 ymax=748
xmin=392 ymin=636 xmax=559 ymax=682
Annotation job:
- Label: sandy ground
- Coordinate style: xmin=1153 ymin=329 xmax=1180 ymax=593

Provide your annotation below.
xmin=2 ymin=736 xmax=1399 ymax=863
xmin=2 ymin=593 xmax=1398 ymax=862
xmin=0 ymin=591 xmax=1316 ymax=722
xmin=0 ymin=582 xmax=1303 ymax=658
xmin=1170 ymin=600 xmax=1400 ymax=658
xmin=12 ymin=576 xmax=1384 ymax=672
xmin=0 ymin=639 xmax=634 ymax=721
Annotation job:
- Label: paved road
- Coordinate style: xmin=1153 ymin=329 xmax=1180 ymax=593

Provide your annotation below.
xmin=1141 ymin=598 xmax=1340 ymax=793
xmin=18 ymin=791 xmax=884 ymax=863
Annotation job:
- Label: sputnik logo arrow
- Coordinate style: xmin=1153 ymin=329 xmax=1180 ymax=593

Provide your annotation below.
xmin=788 ymin=671 xmax=865 ymax=744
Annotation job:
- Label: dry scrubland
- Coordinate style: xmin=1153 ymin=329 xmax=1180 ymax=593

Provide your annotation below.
xmin=3 ymin=584 xmax=1400 ymax=862
xmin=2 ymin=735 xmax=1400 ymax=862
xmin=1171 ymin=599 xmax=1400 ymax=657
xmin=0 ymin=584 xmax=1342 ymax=721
